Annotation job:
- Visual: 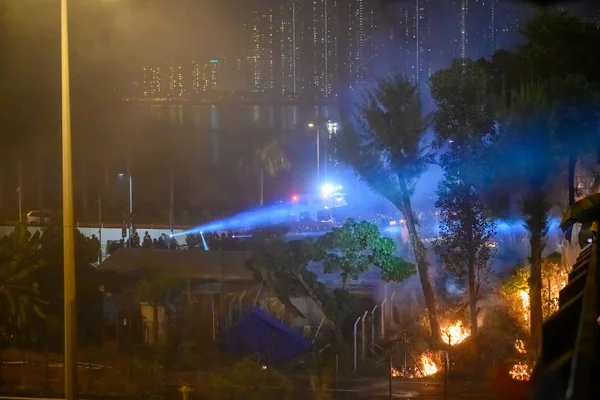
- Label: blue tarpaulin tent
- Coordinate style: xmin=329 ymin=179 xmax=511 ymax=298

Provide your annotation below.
xmin=222 ymin=307 xmax=311 ymax=363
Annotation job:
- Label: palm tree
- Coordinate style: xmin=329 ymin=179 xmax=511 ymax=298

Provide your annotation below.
xmin=494 ymin=81 xmax=559 ymax=351
xmin=241 ymin=131 xmax=290 ymax=206
xmin=334 ymin=73 xmax=441 ymax=341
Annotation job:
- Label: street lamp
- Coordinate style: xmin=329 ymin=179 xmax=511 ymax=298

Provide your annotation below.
xmin=60 ymin=1 xmax=77 ymax=399
xmin=118 ymin=172 xmax=133 ymax=245
xmin=307 ymin=122 xmax=321 ymax=182
xmin=325 ymin=120 xmax=338 ymax=180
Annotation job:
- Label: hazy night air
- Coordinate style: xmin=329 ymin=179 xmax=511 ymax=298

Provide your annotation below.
xmin=1 ymin=1 xmax=599 ymax=399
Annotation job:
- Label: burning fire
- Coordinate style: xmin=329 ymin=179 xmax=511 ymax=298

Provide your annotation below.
xmin=514 ymin=339 xmax=526 ymax=354
xmin=509 ymin=339 xmax=532 ymax=381
xmin=419 ymin=353 xmax=439 ymax=376
xmin=390 ymin=353 xmax=439 ymax=379
xmin=441 ymin=321 xmax=470 ymax=345
xmin=519 ymin=290 xmax=530 ymax=324
xmin=509 ymin=362 xmax=531 ymax=381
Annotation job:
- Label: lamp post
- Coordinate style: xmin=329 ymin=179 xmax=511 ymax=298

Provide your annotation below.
xmin=60 ymin=1 xmax=77 ymax=400
xmin=307 ymin=122 xmax=320 ymax=182
xmin=325 ymin=120 xmax=338 ymax=182
xmin=118 ymin=172 xmax=133 ymax=246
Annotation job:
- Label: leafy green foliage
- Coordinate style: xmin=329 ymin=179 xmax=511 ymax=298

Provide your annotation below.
xmin=519 ymin=13 xmax=600 ymax=84
xmin=335 ymin=73 xmax=432 ymax=200
xmin=20 ymin=224 xmax=107 ymax=349
xmin=429 ymin=59 xmax=495 ymax=148
xmin=318 ymin=218 xmax=415 ymax=285
xmin=430 ymin=59 xmax=498 ymax=337
xmin=484 ymin=13 xmax=600 ymax=203
xmin=0 ymin=226 xmax=46 ymax=345
xmin=247 ymin=219 xmax=413 ymax=341
xmin=433 ymin=174 xmax=496 ymax=287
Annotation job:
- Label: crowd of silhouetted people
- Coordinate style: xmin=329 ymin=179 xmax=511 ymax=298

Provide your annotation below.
xmin=106 ymin=229 xmax=259 ymax=255
xmin=105 ymin=224 xmax=311 ymax=256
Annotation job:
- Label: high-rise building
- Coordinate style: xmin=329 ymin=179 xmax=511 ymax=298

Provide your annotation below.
xmin=191 ymin=62 xmax=203 ymax=94
xmin=387 ymin=0 xmax=433 ymax=88
xmin=278 ymin=0 xmax=305 ymax=99
xmin=140 ymin=65 xmax=163 ymax=97
xmin=277 ymin=0 xmax=339 ymax=100
xmin=166 ymin=63 xmax=185 ymax=98
xmin=245 ymin=8 xmax=275 ymax=94
xmin=310 ymin=0 xmax=339 ymax=99
xmin=341 ymin=0 xmax=380 ymax=91
xmin=203 ymin=60 xmax=220 ymax=92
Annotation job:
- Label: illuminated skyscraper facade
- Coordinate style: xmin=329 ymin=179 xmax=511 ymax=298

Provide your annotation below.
xmin=167 ymin=63 xmax=185 ymax=98
xmin=278 ymin=0 xmax=307 ymax=98
xmin=385 ymin=0 xmax=526 ymax=97
xmin=203 ymin=60 xmax=220 ymax=92
xmin=191 ymin=62 xmax=202 ymax=94
xmin=141 ymin=65 xmax=163 ymax=97
xmin=132 ymin=0 xmax=530 ymax=102
xmin=309 ymin=0 xmax=339 ymax=99
xmin=341 ymin=0 xmax=380 ymax=90
xmin=390 ymin=0 xmax=433 ymax=88
xmin=246 ymin=9 xmax=275 ymax=93
xmin=258 ymin=0 xmax=340 ymax=100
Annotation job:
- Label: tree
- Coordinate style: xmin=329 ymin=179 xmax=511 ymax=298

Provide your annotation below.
xmin=0 ymin=226 xmax=45 ymax=342
xmin=240 ymin=130 xmax=290 ymax=206
xmin=429 ymin=59 xmax=497 ymax=338
xmin=493 ymin=80 xmax=559 ymax=352
xmin=486 ymin=13 xmax=600 ymax=205
xmin=136 ymin=274 xmax=184 ymax=344
xmin=318 ymin=218 xmax=415 ymax=289
xmin=433 ymin=166 xmax=496 ymax=337
xmin=33 ymin=224 xmax=103 ymax=348
xmin=334 ymin=73 xmax=441 ymax=341
xmin=247 ymin=219 xmax=414 ymax=344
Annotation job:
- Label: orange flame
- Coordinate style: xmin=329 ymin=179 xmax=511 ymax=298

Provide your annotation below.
xmin=514 ymin=339 xmax=526 ymax=354
xmin=519 ymin=290 xmax=530 ymax=324
xmin=441 ymin=320 xmax=470 ymax=345
xmin=419 ymin=353 xmax=439 ymax=376
xmin=390 ymin=353 xmax=439 ymax=379
xmin=509 ymin=362 xmax=531 ymax=381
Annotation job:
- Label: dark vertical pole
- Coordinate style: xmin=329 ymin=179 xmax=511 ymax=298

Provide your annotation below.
xmin=169 ymin=167 xmax=174 ymax=230
xmin=447 ymin=333 xmax=451 ymax=380
xmin=17 ymin=157 xmax=22 ymax=223
xmin=335 ymin=354 xmax=339 ymax=400
xmin=98 ymin=196 xmax=102 ymax=263
xmin=388 ymin=356 xmax=393 ymax=400
xmin=444 ymin=352 xmax=448 ymax=400
xmin=547 ymin=278 xmax=551 ymax=316
xmin=568 ymin=154 xmax=575 ymax=206
xmin=404 ymin=333 xmax=407 ymax=371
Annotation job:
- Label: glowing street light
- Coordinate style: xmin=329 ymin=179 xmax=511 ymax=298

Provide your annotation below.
xmin=326 ymin=120 xmax=338 ymax=136
xmin=325 ymin=120 xmax=338 ymax=180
